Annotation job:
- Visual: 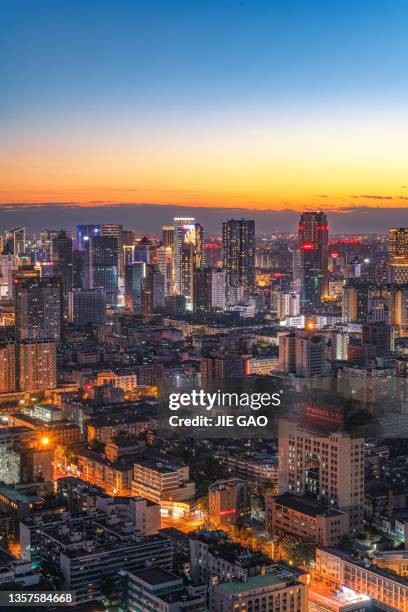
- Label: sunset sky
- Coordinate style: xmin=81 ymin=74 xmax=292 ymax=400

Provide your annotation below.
xmin=2 ymin=0 xmax=408 ymax=211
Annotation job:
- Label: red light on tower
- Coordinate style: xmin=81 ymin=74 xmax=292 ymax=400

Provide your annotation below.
xmin=301 ymin=243 xmax=315 ymax=250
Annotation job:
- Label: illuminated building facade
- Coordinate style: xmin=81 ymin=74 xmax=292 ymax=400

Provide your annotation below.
xmin=208 ymin=478 xmax=250 ymax=529
xmin=222 ymin=218 xmax=255 ymax=289
xmin=279 ymin=410 xmax=365 ymax=534
xmin=389 ymin=227 xmax=408 ymax=283
xmin=18 ymin=339 xmax=57 ymax=393
xmin=298 ymin=211 xmax=328 ymax=307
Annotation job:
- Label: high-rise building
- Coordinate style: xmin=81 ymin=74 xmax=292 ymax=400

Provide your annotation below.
xmin=101 ymin=223 xmax=123 ymax=276
xmin=18 ymin=339 xmax=57 ymax=393
xmin=75 ymin=224 xmax=101 ymax=251
xmin=173 ymin=217 xmax=195 ymax=294
xmin=388 ymin=227 xmax=408 ymax=283
xmin=362 ymin=321 xmax=393 ymax=357
xmin=0 ymin=247 xmax=17 ymax=299
xmin=278 ymin=408 xmax=365 ymax=533
xmin=124 ymin=261 xmax=146 ymax=312
xmin=68 ymin=288 xmax=107 ymax=327
xmin=156 ymin=245 xmax=173 ymax=296
xmin=204 ymin=242 xmax=222 ymax=268
xmin=5 ymin=227 xmax=25 ymax=255
xmin=0 ymin=341 xmax=16 ymax=393
xmin=15 ymin=276 xmax=62 ymax=341
xmin=141 ymin=266 xmax=165 ymax=318
xmin=87 ymin=235 xmax=118 ymax=306
xmin=298 ymin=211 xmax=328 ymax=306
xmin=173 ymin=221 xmax=204 ymax=304
xmin=52 ymin=230 xmax=73 ymax=304
xmin=222 ymin=219 xmax=255 ymax=289
xmin=276 ymin=292 xmax=300 ymax=319
xmin=193 ymin=268 xmax=226 ymax=312
xmin=162 ymin=225 xmax=174 ymax=249
xmin=279 ymin=330 xmax=325 ymax=377
xmin=134 ymin=236 xmax=156 ymax=265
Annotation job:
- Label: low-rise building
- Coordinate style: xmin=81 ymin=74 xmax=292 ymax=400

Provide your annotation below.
xmin=209 ymin=571 xmax=307 ymax=612
xmin=123 ymin=568 xmax=206 ymax=612
xmin=315 ymin=546 xmax=408 ymax=612
xmin=266 ymin=492 xmax=349 ymax=547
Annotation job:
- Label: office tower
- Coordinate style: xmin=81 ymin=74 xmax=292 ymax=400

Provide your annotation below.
xmin=101 ymin=223 xmax=124 ymax=275
xmin=173 ymin=217 xmax=195 ymax=294
xmin=279 ymin=330 xmax=325 ymax=377
xmin=388 ymin=227 xmax=408 ymax=283
xmin=222 ymin=219 xmax=255 ymax=288
xmin=162 ymin=226 xmax=174 ymax=249
xmin=208 ymin=478 xmax=250 ymax=529
xmin=5 ymin=227 xmax=25 ymax=255
xmin=279 ymin=411 xmax=365 ymax=533
xmin=181 ymin=223 xmax=204 ymax=305
xmin=72 ymin=249 xmax=86 ymax=289
xmin=156 ymin=245 xmax=173 ymax=296
xmin=164 ymin=295 xmax=186 ymax=316
xmin=39 ymin=229 xmax=60 ymax=260
xmin=0 ymin=341 xmax=16 ymax=393
xmin=362 ymin=321 xmax=392 ymax=357
xmin=204 ymin=242 xmax=222 ymax=268
xmin=193 ymin=268 xmax=226 ymax=312
xmin=75 ymin=224 xmax=101 ymax=251
xmin=276 ymin=292 xmax=300 ymax=319
xmin=141 ymin=266 xmax=165 ymax=318
xmin=68 ymin=288 xmax=107 ymax=327
xmin=298 ymin=211 xmax=328 ymax=306
xmin=122 ymin=230 xmax=135 ymax=270
xmin=134 ymin=236 xmax=156 ymax=264
xmin=15 ymin=276 xmax=62 ymax=341
xmin=124 ymin=261 xmax=146 ymax=311
xmin=87 ymin=235 xmax=118 ymax=306
xmin=18 ymin=339 xmax=57 ymax=393
xmin=0 ymin=247 xmax=17 ymax=299
xmin=52 ymin=230 xmax=73 ymax=303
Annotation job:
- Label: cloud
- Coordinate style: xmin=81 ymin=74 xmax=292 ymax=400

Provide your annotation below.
xmin=349 ymin=194 xmax=393 ymax=200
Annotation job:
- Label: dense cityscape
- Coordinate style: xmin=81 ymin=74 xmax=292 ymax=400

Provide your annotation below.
xmin=0 ymin=213 xmax=407 ymax=610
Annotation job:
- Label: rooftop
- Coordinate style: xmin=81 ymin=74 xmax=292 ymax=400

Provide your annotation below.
xmin=214 ymin=573 xmax=285 ymax=595
xmin=273 ymin=492 xmax=345 ymax=518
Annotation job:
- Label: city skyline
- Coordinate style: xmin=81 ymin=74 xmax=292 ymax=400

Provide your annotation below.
xmin=2 ymin=1 xmax=408 ymax=211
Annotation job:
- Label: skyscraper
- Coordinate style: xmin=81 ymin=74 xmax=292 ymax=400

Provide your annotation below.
xmin=388 ymin=227 xmax=408 ymax=283
xmin=180 ymin=222 xmax=204 ymax=305
xmin=222 ymin=219 xmax=255 ymax=289
xmin=298 ymin=211 xmax=328 ymax=307
xmin=75 ymin=224 xmax=101 ymax=251
xmin=124 ymin=261 xmax=146 ymax=312
xmin=141 ymin=266 xmax=165 ymax=318
xmin=87 ymin=235 xmax=119 ymax=306
xmin=0 ymin=341 xmax=16 ymax=393
xmin=173 ymin=217 xmax=195 ymax=295
xmin=52 ymin=230 xmax=73 ymax=303
xmin=101 ymin=224 xmax=123 ymax=275
xmin=18 ymin=339 xmax=57 ymax=393
xmin=68 ymin=288 xmax=107 ymax=327
xmin=15 ymin=276 xmax=62 ymax=341
xmin=5 ymin=227 xmax=25 ymax=256
xmin=193 ymin=268 xmax=226 ymax=313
